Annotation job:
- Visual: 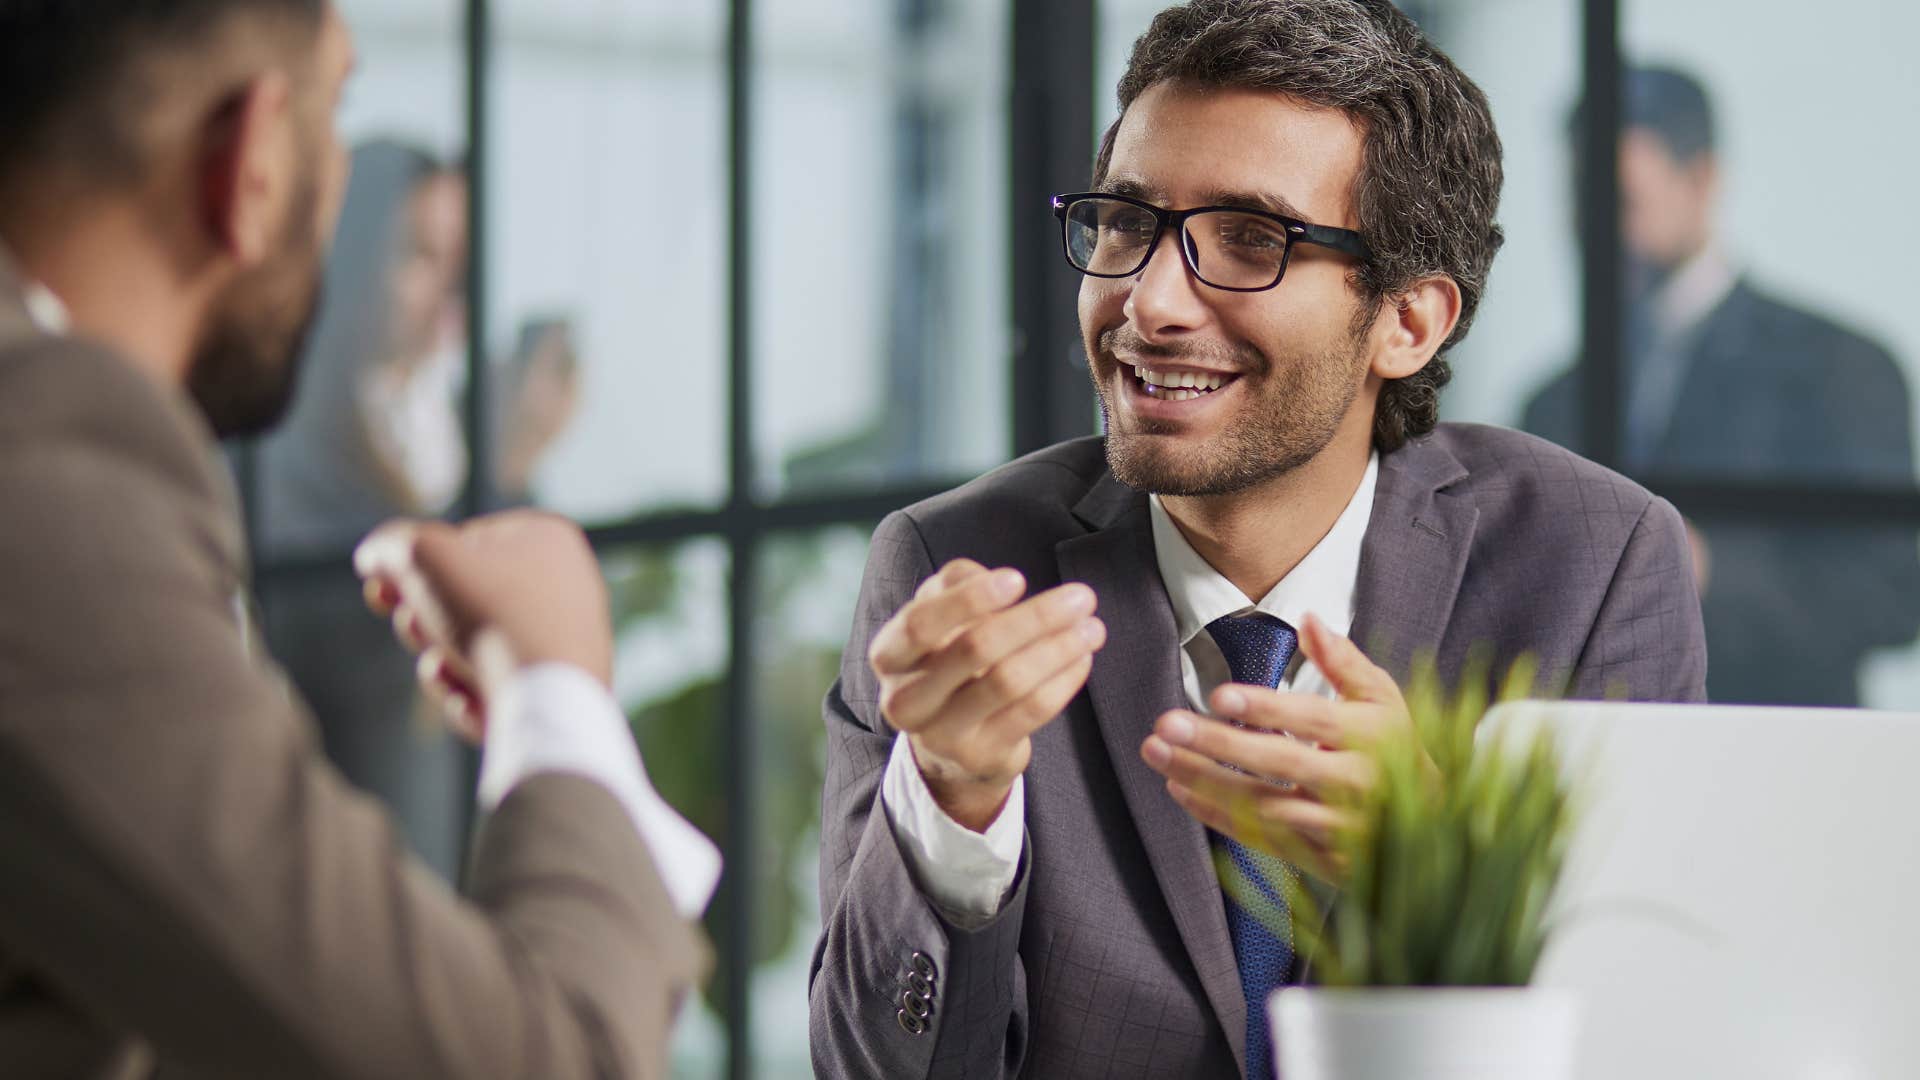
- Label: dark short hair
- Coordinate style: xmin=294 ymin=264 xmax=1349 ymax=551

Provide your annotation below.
xmin=1097 ymin=0 xmax=1505 ymax=452
xmin=1623 ymin=65 xmax=1715 ymax=162
xmin=0 ymin=0 xmax=326 ymax=190
xmin=1567 ymin=65 xmax=1716 ymax=165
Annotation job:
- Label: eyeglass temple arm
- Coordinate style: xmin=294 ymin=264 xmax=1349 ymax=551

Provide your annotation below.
xmin=1294 ymin=221 xmax=1371 ymax=260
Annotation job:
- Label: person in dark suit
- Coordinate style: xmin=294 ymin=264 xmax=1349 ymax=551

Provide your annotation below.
xmin=810 ymin=2 xmax=1706 ymax=1077
xmin=1522 ymin=65 xmax=1920 ymax=705
xmin=0 ymin=2 xmax=716 ymax=1075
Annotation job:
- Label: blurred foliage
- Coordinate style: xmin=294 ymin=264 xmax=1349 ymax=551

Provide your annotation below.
xmin=1223 ymin=652 xmax=1578 ymax=987
xmin=608 ymin=532 xmax=859 ymax=1020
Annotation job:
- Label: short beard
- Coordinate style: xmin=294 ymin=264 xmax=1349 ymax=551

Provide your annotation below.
xmin=187 ymin=181 xmax=326 ymax=440
xmin=1095 ymin=324 xmax=1368 ymax=497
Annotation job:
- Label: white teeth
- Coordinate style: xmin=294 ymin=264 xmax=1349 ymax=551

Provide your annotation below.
xmin=1133 ymin=365 xmax=1227 ymax=392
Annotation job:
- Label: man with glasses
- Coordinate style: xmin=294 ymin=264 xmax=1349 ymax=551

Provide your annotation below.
xmin=812 ymin=1 xmax=1705 ymax=1076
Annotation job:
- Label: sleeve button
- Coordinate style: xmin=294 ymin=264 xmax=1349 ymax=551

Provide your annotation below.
xmin=897 ymin=1007 xmax=927 ymax=1036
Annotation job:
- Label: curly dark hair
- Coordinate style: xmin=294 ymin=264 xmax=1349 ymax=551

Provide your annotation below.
xmin=1096 ymin=0 xmax=1505 ymax=451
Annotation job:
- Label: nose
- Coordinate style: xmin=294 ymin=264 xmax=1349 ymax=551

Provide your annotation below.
xmin=1123 ymin=226 xmax=1209 ymax=342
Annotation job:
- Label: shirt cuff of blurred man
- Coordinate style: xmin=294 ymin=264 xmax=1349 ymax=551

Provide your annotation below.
xmin=880 ymin=731 xmax=1024 ymax=927
xmin=478 ymin=663 xmax=721 ymax=919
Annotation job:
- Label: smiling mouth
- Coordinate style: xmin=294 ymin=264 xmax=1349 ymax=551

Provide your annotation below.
xmin=1129 ymin=364 xmax=1237 ymax=402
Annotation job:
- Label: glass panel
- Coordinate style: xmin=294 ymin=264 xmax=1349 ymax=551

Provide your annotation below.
xmin=603 ymin=538 xmax=732 ymax=1077
xmin=493 ymin=1 xmax=729 ymax=523
xmin=752 ymin=0 xmax=1011 ymax=499
xmin=252 ymin=0 xmax=471 ymax=878
xmin=260 ymin=568 xmax=472 ymax=880
xmin=1422 ymin=2 xmax=1584 ymax=432
xmin=749 ymin=527 xmax=874 ymax=1072
xmin=253 ymin=0 xmax=469 ymax=559
xmin=1523 ymin=1 xmax=1920 ymax=488
xmin=1680 ymin=517 xmax=1920 ymax=708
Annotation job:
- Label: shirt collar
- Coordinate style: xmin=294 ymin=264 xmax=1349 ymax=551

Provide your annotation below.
xmin=1149 ymin=450 xmax=1380 ymax=648
xmin=1653 ymin=241 xmax=1736 ymax=343
xmin=0 ymin=241 xmax=71 ymax=335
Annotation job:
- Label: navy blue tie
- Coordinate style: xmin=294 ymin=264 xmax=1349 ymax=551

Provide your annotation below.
xmin=1204 ymin=613 xmax=1299 ymax=1080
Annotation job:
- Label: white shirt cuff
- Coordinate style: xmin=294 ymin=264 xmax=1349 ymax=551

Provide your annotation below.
xmin=879 ymin=731 xmax=1024 ymax=926
xmin=477 ymin=663 xmax=721 ymax=920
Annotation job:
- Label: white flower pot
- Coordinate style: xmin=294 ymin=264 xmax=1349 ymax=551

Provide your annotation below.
xmin=1270 ymin=986 xmax=1580 ymax=1080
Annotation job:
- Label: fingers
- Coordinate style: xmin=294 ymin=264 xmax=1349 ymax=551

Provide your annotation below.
xmin=912 ymin=558 xmax=988 ymax=602
xmin=353 ymin=519 xmax=421 ymax=583
xmin=1298 ymin=613 xmax=1400 ymax=705
xmin=1211 ymin=684 xmax=1344 ymax=745
xmin=1164 ymin=776 xmax=1348 ymax=875
xmin=1143 ymin=711 xmax=1373 ymax=796
xmin=870 ymin=561 xmax=1018 ymax=676
xmin=364 ymin=577 xmax=402 ymax=618
xmin=418 ymin=647 xmax=485 ymax=745
xmin=890 ymin=604 xmax=1104 ymax=732
xmin=877 ymin=582 xmax=1099 ymax=731
xmin=980 ymin=651 xmax=1097 ymax=743
xmin=356 ymin=519 xmax=461 ymax=650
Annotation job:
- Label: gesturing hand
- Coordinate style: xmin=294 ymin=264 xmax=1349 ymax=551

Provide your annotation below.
xmin=355 ymin=510 xmax=613 ymax=743
xmin=1139 ymin=613 xmax=1430 ymax=881
xmin=868 ymin=559 xmax=1106 ymax=833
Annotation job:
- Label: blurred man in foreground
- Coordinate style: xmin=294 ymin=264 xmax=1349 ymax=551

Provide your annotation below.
xmin=0 ymin=2 xmax=716 ymax=1076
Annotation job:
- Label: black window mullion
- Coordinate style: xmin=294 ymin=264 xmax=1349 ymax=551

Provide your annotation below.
xmin=1579 ymin=0 xmax=1623 ymax=470
xmin=463 ymin=0 xmax=494 ymax=519
xmin=722 ymin=0 xmax=757 ymax=1074
xmin=1010 ymin=0 xmax=1098 ymax=456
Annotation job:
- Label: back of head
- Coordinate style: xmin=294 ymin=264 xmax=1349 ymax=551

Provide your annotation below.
xmin=1099 ymin=0 xmax=1505 ymax=450
xmin=0 ymin=0 xmax=326 ymax=206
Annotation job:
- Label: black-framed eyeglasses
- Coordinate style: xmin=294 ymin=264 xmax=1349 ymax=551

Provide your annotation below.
xmin=1050 ymin=191 xmax=1371 ymax=293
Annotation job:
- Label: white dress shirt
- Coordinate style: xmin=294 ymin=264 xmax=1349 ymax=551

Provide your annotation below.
xmin=882 ymin=453 xmax=1380 ymax=924
xmin=9 ymin=256 xmax=722 ymax=919
xmin=481 ymin=665 xmax=722 ymax=918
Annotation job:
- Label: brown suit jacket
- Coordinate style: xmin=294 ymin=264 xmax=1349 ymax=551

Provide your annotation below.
xmin=0 ymin=260 xmax=706 ymax=1078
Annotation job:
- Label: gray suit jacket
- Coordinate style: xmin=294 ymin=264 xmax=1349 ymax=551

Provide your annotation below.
xmin=0 ymin=261 xmax=706 ymax=1078
xmin=811 ymin=430 xmax=1706 ymax=1079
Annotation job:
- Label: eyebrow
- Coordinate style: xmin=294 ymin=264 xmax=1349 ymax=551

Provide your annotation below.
xmin=1196 ymin=186 xmax=1310 ymax=222
xmin=1096 ymin=176 xmax=1313 ymax=223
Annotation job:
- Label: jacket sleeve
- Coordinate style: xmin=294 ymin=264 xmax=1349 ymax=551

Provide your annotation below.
xmin=808 ymin=510 xmax=1031 ymax=1080
xmin=0 ymin=437 xmax=706 ymax=1080
xmin=1567 ymin=494 xmax=1710 ymax=703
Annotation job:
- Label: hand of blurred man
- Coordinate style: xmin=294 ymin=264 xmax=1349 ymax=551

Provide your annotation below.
xmin=356 ymin=510 xmax=613 ymax=742
xmin=867 ymin=560 xmax=1106 ymax=833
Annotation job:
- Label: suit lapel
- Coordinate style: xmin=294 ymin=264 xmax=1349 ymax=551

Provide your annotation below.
xmin=1056 ymin=475 xmax=1249 ymax=1075
xmin=1348 ymin=436 xmax=1478 ymax=685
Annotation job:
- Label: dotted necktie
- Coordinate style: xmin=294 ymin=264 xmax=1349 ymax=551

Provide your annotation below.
xmin=1204 ymin=613 xmax=1300 ymax=1080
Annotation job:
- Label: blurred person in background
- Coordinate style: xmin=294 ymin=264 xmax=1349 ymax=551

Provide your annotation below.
xmin=257 ymin=140 xmax=580 ymax=875
xmin=1523 ymin=65 xmax=1920 ymax=705
xmin=0 ymin=1 xmax=714 ymax=1075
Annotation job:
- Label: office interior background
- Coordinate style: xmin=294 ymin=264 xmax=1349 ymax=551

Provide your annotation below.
xmin=228 ymin=0 xmax=1920 ymax=1075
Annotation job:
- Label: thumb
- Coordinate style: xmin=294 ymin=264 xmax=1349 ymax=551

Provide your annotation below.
xmin=1298 ymin=613 xmax=1396 ymax=704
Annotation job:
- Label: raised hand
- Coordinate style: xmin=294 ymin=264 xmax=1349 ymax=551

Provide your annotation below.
xmin=867 ymin=559 xmax=1106 ymax=832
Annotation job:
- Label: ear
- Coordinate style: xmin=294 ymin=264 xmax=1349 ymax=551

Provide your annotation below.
xmin=1367 ymin=274 xmax=1463 ymax=381
xmin=199 ymin=73 xmax=295 ymax=267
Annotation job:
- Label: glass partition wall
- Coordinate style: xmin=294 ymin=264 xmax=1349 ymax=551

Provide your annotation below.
xmin=237 ymin=1 xmax=1920 ymax=1074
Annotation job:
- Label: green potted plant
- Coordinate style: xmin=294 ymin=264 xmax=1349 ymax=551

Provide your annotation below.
xmin=1228 ymin=656 xmax=1583 ymax=1080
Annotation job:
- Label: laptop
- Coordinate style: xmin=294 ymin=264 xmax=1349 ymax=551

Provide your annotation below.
xmin=1488 ymin=702 xmax=1920 ymax=1079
